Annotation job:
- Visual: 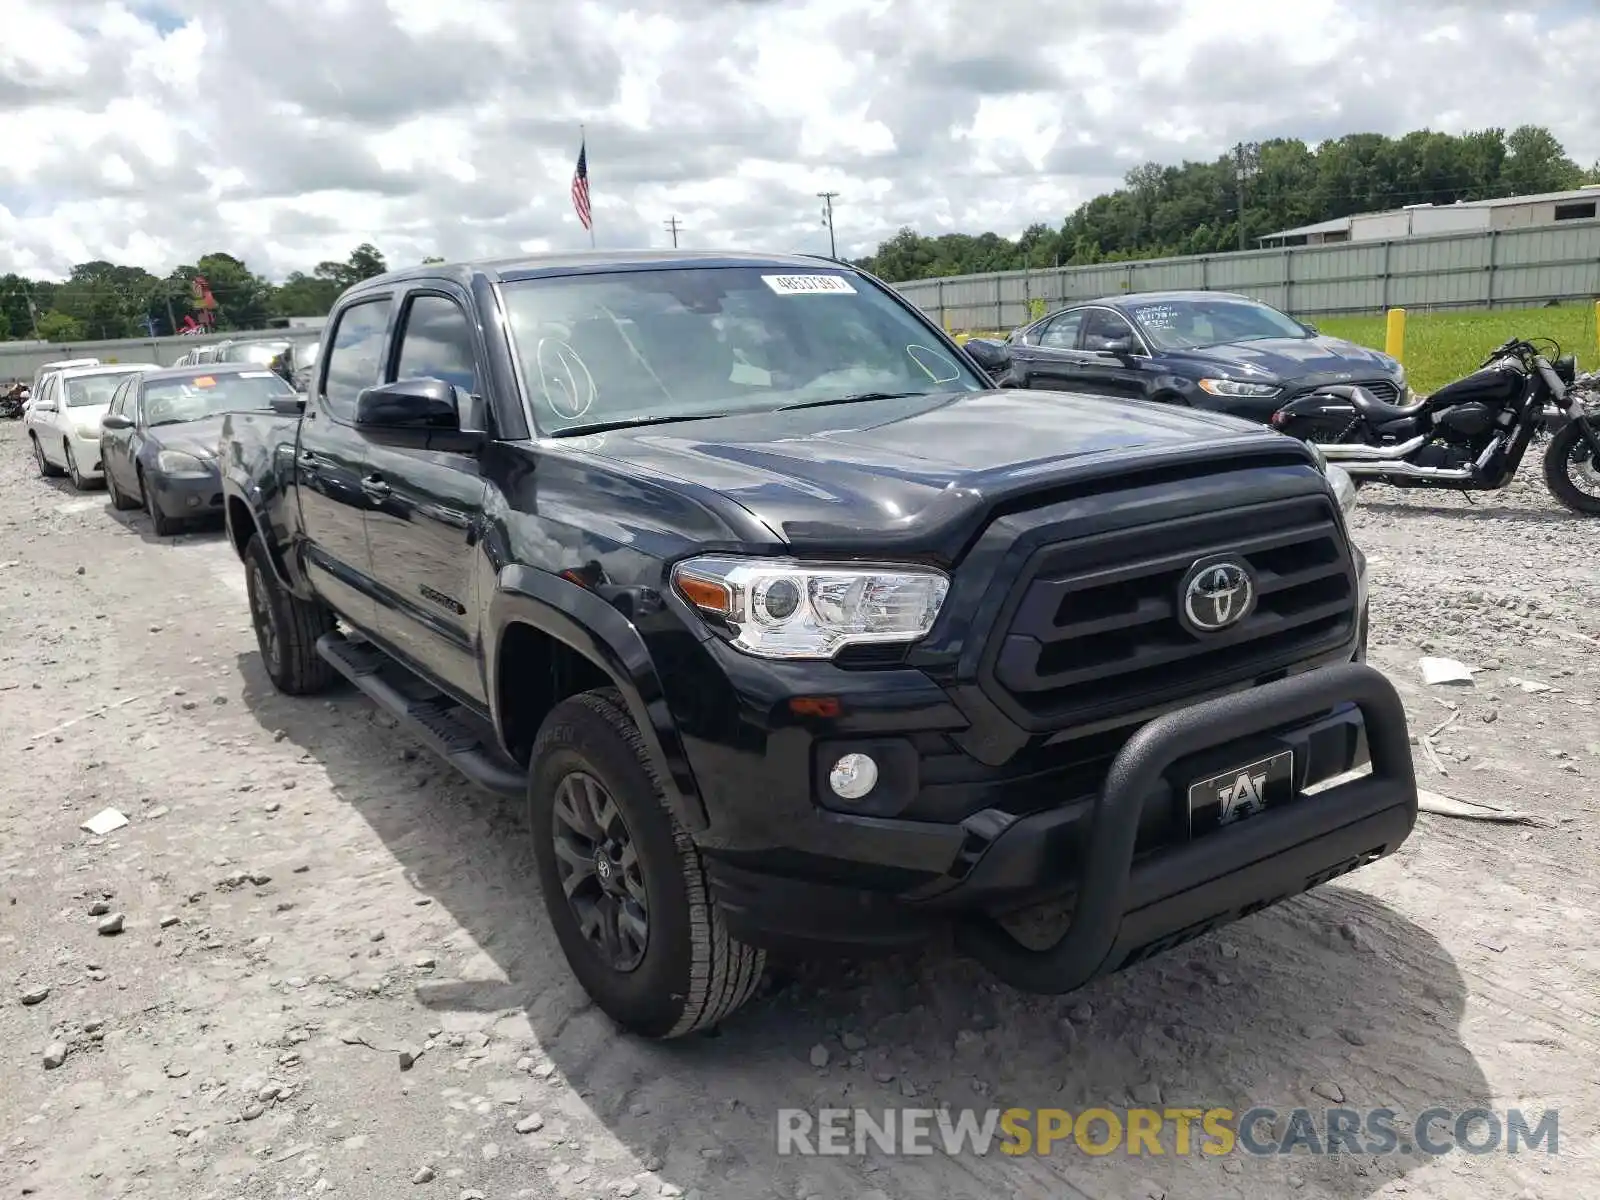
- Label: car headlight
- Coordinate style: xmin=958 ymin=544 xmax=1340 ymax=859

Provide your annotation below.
xmin=156 ymin=450 xmax=212 ymax=476
xmin=1197 ymin=378 xmax=1281 ymax=398
xmin=671 ymin=556 xmax=949 ymax=660
xmin=1326 ymin=463 xmax=1358 ymax=518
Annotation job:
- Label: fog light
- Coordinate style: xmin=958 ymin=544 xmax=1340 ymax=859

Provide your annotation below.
xmin=828 ymin=752 xmax=878 ymax=801
xmin=186 ymin=494 xmax=201 ymax=508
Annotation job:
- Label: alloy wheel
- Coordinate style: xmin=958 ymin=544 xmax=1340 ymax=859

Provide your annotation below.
xmin=550 ymin=770 xmax=650 ymax=972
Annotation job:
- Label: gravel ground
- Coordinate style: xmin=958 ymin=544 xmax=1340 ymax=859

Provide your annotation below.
xmin=2 ymin=418 xmax=1598 ymax=1200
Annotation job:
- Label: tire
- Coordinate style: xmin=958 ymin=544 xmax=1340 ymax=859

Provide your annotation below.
xmin=106 ymin=467 xmax=139 ymax=511
xmin=65 ymin=441 xmax=90 ymax=490
xmin=243 ymin=532 xmax=338 ymax=695
xmin=33 ymin=434 xmax=63 ymax=478
xmin=529 ymin=689 xmax=764 ymax=1039
xmin=1541 ymin=419 xmax=1600 ymax=516
xmin=140 ymin=469 xmax=181 ymax=536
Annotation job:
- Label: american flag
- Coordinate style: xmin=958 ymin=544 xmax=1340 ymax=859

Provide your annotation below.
xmin=571 ymin=139 xmax=591 ymax=232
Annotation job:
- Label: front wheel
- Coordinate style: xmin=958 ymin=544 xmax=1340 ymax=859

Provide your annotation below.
xmin=106 ymin=467 xmax=139 ymax=511
xmin=243 ymin=533 xmax=338 ymax=694
xmin=1541 ymin=418 xmax=1600 ymax=516
xmin=529 ymin=689 xmax=764 ymax=1039
xmin=65 ymin=441 xmax=90 ymax=490
xmin=140 ymin=470 xmax=181 ymax=536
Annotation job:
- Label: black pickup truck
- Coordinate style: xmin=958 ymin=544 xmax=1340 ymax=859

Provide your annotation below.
xmin=219 ymin=251 xmax=1417 ymax=1039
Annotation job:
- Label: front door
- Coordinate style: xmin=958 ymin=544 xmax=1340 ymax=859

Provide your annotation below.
xmin=1013 ymin=309 xmax=1096 ymax=392
xmin=101 ymin=378 xmax=137 ymax=493
xmin=294 ymin=295 xmax=394 ymax=636
xmin=362 ymin=289 xmax=490 ymax=705
xmin=1076 ymin=309 xmax=1150 ymax=400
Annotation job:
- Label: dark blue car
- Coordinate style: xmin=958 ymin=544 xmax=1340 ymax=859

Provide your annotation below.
xmin=965 ymin=290 xmax=1408 ymax=422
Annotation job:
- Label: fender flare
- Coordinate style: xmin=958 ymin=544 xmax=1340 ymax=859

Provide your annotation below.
xmin=220 ymin=481 xmax=299 ymax=593
xmin=485 ymin=565 xmax=709 ymax=834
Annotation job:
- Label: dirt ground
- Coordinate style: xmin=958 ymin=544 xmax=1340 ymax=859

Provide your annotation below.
xmin=2 ymin=417 xmax=1598 ymax=1200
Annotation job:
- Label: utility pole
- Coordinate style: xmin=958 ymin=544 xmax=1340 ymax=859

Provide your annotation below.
xmin=817 ymin=191 xmax=839 ymax=259
xmin=1234 ymin=143 xmax=1249 ymax=251
xmin=663 ymin=215 xmax=683 ymax=248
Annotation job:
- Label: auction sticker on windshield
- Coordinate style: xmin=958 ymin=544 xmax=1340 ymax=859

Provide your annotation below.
xmin=762 ymin=274 xmax=857 ymax=295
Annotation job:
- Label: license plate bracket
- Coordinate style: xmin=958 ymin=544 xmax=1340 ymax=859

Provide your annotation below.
xmin=1188 ymin=749 xmax=1296 ymax=836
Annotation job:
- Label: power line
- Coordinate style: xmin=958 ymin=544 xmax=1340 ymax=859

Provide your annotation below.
xmin=817 ymin=191 xmax=839 ymax=259
xmin=663 ymin=215 xmax=683 ymax=249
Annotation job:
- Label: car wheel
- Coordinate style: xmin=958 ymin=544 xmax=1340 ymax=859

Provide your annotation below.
xmin=140 ymin=469 xmax=181 ymax=536
xmin=33 ymin=434 xmax=63 ymax=478
xmin=65 ymin=441 xmax=90 ymax=490
xmin=529 ymin=689 xmax=765 ymax=1039
xmin=106 ymin=466 xmax=139 ymax=511
xmin=243 ymin=533 xmax=338 ymax=695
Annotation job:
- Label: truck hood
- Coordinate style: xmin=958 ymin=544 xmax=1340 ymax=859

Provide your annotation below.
xmin=1166 ymin=335 xmax=1400 ymax=384
xmin=552 ymin=388 xmax=1285 ymax=546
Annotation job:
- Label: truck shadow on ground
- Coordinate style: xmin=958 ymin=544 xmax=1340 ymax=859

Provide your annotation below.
xmin=237 ymin=652 xmax=1495 ymax=1200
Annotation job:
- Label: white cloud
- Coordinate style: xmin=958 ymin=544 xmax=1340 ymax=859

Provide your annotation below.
xmin=0 ymin=0 xmax=1596 ymax=279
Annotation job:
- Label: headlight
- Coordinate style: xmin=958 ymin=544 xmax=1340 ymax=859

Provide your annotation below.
xmin=156 ymin=450 xmax=212 ymax=476
xmin=671 ymin=556 xmax=949 ymax=660
xmin=1197 ymin=378 xmax=1282 ymax=398
xmin=1326 ymin=463 xmax=1358 ymax=518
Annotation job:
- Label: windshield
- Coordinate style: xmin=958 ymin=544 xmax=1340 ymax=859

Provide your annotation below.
xmin=221 ymin=340 xmax=291 ymax=364
xmin=1128 ymin=298 xmax=1312 ymax=351
xmin=499 ymin=266 xmax=984 ymax=433
xmin=141 ymin=371 xmax=294 ymax=425
xmin=65 ymin=374 xmax=134 ymax=407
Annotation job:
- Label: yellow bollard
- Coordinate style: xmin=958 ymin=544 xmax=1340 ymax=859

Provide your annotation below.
xmin=1384 ymin=308 xmax=1406 ymax=363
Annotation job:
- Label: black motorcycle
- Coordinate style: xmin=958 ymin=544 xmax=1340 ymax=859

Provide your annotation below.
xmin=1270 ymin=337 xmax=1600 ymax=516
xmin=0 ymin=386 xmax=26 ymax=420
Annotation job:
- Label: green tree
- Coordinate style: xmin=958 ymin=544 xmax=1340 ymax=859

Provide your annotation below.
xmin=36 ymin=310 xmax=86 ymax=342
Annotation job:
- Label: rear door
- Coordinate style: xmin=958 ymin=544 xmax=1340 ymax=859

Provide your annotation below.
xmin=294 ymin=295 xmax=395 ymax=636
xmin=1011 ymin=308 xmax=1094 ymax=391
xmin=362 ymin=286 xmax=491 ymax=704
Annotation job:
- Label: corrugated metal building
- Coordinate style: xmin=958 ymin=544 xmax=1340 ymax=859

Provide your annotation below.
xmin=1259 ymin=186 xmax=1600 ymax=247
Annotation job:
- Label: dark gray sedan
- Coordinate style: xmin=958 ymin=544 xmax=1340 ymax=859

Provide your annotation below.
xmin=100 ymin=363 xmax=298 ymax=536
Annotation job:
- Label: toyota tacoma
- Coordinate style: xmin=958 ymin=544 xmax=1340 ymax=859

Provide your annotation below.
xmin=219 ymin=251 xmax=1417 ymax=1039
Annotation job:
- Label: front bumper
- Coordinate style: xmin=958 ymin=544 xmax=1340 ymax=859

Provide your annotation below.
xmin=147 ymin=467 xmax=224 ymax=521
xmin=703 ymin=661 xmax=1414 ymax=991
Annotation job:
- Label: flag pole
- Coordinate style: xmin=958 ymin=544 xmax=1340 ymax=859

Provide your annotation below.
xmin=583 ymin=124 xmax=595 ymax=249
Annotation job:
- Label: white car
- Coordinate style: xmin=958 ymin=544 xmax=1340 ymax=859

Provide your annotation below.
xmin=26 ymin=363 xmax=159 ymax=488
xmin=24 ymin=358 xmax=101 ymax=414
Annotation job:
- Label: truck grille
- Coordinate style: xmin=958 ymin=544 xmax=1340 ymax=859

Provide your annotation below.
xmin=984 ymin=495 xmax=1357 ymax=728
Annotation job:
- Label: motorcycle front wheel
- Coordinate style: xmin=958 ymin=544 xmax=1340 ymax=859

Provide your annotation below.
xmin=1542 ymin=418 xmax=1600 ymax=516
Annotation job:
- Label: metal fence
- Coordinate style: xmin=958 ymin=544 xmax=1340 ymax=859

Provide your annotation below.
xmin=0 ymin=326 xmax=324 ymax=382
xmin=892 ymin=219 xmax=1600 ymax=332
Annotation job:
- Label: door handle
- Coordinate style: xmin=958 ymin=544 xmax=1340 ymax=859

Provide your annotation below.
xmin=361 ymin=474 xmax=392 ymax=498
xmin=297 ymin=450 xmax=319 ymax=468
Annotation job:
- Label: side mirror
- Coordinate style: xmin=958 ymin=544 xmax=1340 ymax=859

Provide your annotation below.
xmin=1090 ymin=335 xmax=1137 ymax=357
xmin=354 ymin=377 xmax=487 ymax=445
xmin=963 ymin=338 xmax=1011 ymax=374
xmin=270 ymin=394 xmax=306 ymax=415
xmin=355 ymin=378 xmax=464 ymax=431
xmin=101 ymin=413 xmax=133 ymax=431
xmin=1300 ymin=321 xmax=1319 ymax=335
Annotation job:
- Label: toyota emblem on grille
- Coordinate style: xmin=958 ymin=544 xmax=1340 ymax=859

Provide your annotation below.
xmin=1179 ymin=557 xmax=1256 ymax=634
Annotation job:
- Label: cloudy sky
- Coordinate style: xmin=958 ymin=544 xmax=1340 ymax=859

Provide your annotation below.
xmin=1 ymin=0 xmax=1597 ymax=281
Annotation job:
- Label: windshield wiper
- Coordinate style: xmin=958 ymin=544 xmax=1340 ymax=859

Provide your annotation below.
xmin=547 ymin=412 xmax=739 ymax=437
xmin=776 ymin=390 xmax=927 ymax=412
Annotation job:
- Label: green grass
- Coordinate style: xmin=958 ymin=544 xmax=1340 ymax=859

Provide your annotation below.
xmin=1312 ymin=306 xmax=1599 ymax=394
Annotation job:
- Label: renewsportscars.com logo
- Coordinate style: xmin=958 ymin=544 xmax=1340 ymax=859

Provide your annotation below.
xmin=776 ymin=1107 xmax=1560 ymax=1158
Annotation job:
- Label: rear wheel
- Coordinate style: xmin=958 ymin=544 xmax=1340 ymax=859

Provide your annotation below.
xmin=33 ymin=434 xmax=63 ymax=478
xmin=1542 ymin=419 xmax=1600 ymax=516
xmin=529 ymin=689 xmax=764 ymax=1038
xmin=243 ymin=533 xmax=338 ymax=694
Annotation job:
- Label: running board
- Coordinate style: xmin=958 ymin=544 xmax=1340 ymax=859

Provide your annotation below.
xmin=316 ymin=631 xmax=526 ymax=798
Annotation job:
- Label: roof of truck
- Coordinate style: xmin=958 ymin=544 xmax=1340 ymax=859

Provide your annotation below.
xmin=351 ymin=250 xmax=854 ymax=290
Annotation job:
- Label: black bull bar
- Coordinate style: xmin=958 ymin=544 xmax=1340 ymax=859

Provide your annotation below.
xmin=955 ymin=663 xmax=1418 ymax=993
